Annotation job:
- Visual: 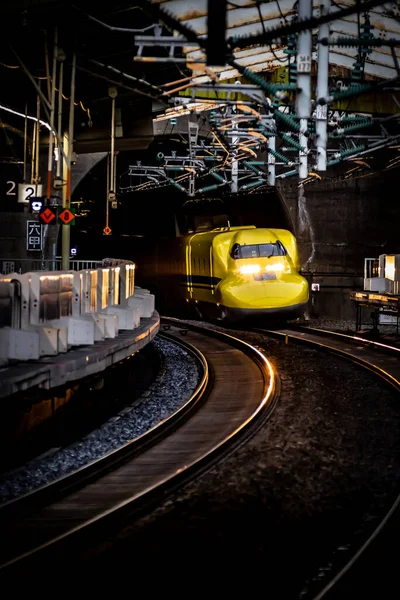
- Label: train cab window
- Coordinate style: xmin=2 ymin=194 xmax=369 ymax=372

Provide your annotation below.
xmin=259 ymin=242 xmax=286 ymax=257
xmin=230 ymin=241 xmax=286 ymax=259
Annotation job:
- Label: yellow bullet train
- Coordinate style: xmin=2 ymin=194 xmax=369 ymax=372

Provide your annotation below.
xmin=135 ymin=223 xmax=309 ymax=322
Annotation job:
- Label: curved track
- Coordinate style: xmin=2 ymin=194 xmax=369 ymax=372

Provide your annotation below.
xmin=0 ymin=319 xmax=278 ymax=577
xmin=249 ymin=324 xmax=400 ymax=599
xmin=253 ymin=324 xmax=400 ymax=390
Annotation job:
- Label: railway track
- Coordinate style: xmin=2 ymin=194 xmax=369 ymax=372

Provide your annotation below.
xmin=246 ymin=323 xmax=400 ymax=599
xmin=250 ymin=323 xmax=400 ymax=389
xmin=0 ymin=319 xmax=278 ymax=578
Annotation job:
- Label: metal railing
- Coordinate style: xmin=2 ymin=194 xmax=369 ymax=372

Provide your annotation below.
xmin=0 ymin=258 xmax=102 ymax=275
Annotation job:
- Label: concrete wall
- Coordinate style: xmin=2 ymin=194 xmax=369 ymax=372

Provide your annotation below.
xmin=278 ymin=167 xmax=400 ymax=320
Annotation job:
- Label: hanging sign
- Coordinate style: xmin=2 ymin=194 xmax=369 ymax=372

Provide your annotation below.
xmin=30 ymin=198 xmax=44 ymax=214
xmin=58 ymin=208 xmax=75 ymax=225
xmin=39 ymin=207 xmax=57 ymax=224
xmin=19 ymin=183 xmax=43 ymax=204
xmin=26 ymin=220 xmax=43 ymax=251
xmin=103 ymin=226 xmax=112 ymax=235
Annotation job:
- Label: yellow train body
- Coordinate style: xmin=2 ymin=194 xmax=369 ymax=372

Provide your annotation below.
xmin=138 ymin=225 xmax=309 ymax=321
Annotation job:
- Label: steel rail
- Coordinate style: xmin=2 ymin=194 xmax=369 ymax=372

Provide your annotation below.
xmin=248 ymin=323 xmax=400 ymax=598
xmin=0 ymin=320 xmax=278 ymax=576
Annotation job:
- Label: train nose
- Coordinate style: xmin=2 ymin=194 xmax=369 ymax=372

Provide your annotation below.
xmin=217 ymin=274 xmax=309 ymax=310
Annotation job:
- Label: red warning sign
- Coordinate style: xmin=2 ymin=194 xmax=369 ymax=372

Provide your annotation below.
xmin=103 ymin=226 xmax=112 ymax=235
xmin=58 ymin=208 xmax=75 ymax=225
xmin=39 ymin=207 xmax=56 ymax=224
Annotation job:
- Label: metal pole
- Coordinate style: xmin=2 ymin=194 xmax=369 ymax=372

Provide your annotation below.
xmin=31 ymin=118 xmax=36 ymax=184
xmin=62 ymin=131 xmax=69 ymax=270
xmin=23 ymin=102 xmax=27 ymax=182
xmin=47 ymin=28 xmax=58 ymax=200
xmin=299 ymin=119 xmax=308 ymax=180
xmin=66 ymin=52 xmax=76 ymax=208
xmin=316 ymin=0 xmax=330 ymax=171
xmin=296 ymin=0 xmax=312 ymax=181
xmin=268 ymin=135 xmax=276 ymax=186
xmin=56 ymin=61 xmax=63 ymax=178
xmin=35 ymin=92 xmax=40 ymax=188
xmin=61 ymin=52 xmax=76 ymax=271
xmin=296 ymin=0 xmax=312 ymax=119
xmin=113 ymin=152 xmax=117 ymax=196
xmin=110 ymin=95 xmax=116 ymax=193
xmin=231 ymin=119 xmax=239 ymax=193
xmin=106 ymin=152 xmax=110 ymax=230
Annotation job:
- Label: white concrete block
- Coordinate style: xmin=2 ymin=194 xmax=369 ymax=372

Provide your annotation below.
xmin=57 ymin=328 xmax=68 ymax=353
xmin=103 ymin=306 xmax=139 ymax=330
xmin=37 ymin=327 xmax=59 ymax=356
xmin=84 ymin=314 xmax=106 ymax=342
xmin=128 ymin=292 xmax=155 ymax=318
xmin=0 ymin=327 xmax=40 ymax=361
xmin=99 ymin=313 xmax=119 ymax=338
xmin=48 ymin=316 xmax=95 ymax=346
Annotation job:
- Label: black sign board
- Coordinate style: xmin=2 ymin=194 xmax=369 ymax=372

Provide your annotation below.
xmin=26 ymin=220 xmax=43 ymax=251
xmin=29 ymin=197 xmax=44 ymax=214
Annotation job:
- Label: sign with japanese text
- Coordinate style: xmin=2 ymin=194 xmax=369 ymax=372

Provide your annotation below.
xmin=26 ymin=220 xmax=43 ymax=251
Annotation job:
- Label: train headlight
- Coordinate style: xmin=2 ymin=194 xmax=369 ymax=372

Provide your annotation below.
xmin=239 ymin=264 xmax=261 ymax=275
xmin=265 ymin=263 xmax=290 ymax=274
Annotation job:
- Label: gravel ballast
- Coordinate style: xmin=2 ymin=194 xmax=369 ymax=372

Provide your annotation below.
xmin=0 ymin=337 xmax=201 ymax=503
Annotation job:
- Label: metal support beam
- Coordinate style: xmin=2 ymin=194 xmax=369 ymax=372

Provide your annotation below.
xmin=206 ymin=0 xmax=227 ymax=66
xmin=268 ymin=136 xmax=276 ymax=186
xmin=299 ymin=118 xmax=308 ymax=180
xmin=62 ymin=132 xmax=69 ymax=270
xmin=316 ymin=0 xmax=330 ymax=171
xmin=231 ymin=120 xmax=239 ymax=192
xmin=66 ymin=52 xmax=76 ymax=211
xmin=61 ymin=52 xmax=76 ymax=271
xmin=56 ymin=60 xmax=63 ymax=178
xmin=296 ymin=0 xmax=312 ymax=119
xmin=46 ymin=29 xmax=58 ymax=200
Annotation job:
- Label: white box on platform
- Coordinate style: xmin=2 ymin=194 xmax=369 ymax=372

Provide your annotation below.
xmin=0 ymin=327 xmax=40 ymax=361
xmin=47 ymin=316 xmax=95 ymax=346
xmin=128 ymin=292 xmax=154 ymax=318
xmin=103 ymin=306 xmax=139 ymax=330
xmin=99 ymin=313 xmax=119 ymax=338
xmin=85 ymin=314 xmax=106 ymax=341
xmin=33 ymin=326 xmax=67 ymax=356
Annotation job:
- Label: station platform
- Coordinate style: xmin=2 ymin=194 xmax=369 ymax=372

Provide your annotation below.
xmin=350 ymin=290 xmax=400 ymax=332
xmin=0 ymin=312 xmax=160 ymax=399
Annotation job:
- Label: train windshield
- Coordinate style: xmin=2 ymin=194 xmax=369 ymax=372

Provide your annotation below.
xmin=230 ymin=241 xmax=286 ymax=259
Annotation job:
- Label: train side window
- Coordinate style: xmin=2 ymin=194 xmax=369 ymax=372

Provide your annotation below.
xmin=277 ymin=241 xmax=287 ymax=255
xmin=230 ymin=243 xmax=241 ymax=259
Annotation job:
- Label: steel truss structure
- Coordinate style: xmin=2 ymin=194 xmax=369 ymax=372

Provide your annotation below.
xmin=121 ymin=0 xmax=400 ymax=194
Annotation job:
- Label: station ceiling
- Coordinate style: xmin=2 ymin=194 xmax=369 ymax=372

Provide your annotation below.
xmin=0 ymin=1 xmax=399 ymax=187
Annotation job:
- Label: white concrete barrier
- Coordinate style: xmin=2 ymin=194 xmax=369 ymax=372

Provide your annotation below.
xmin=0 ymin=327 xmax=40 ymax=362
xmin=0 ymin=259 xmax=154 ymax=363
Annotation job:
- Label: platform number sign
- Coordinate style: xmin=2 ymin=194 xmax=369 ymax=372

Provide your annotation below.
xmin=18 ymin=183 xmax=43 ymax=204
xmin=26 ymin=220 xmax=43 ymax=251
